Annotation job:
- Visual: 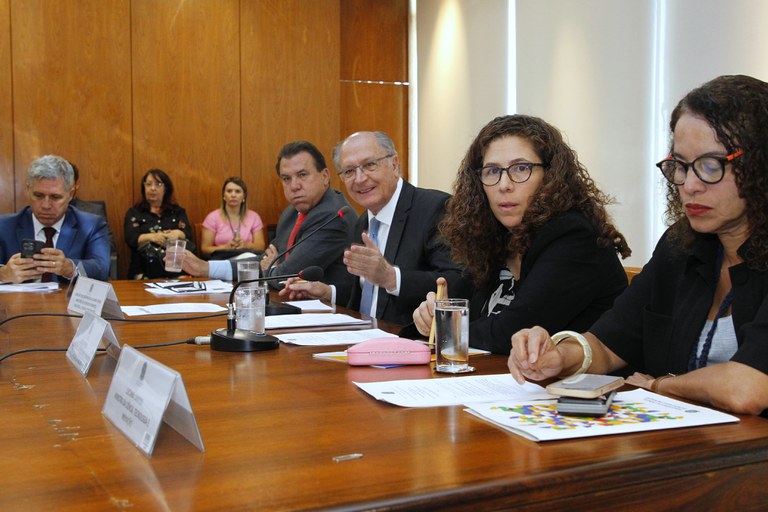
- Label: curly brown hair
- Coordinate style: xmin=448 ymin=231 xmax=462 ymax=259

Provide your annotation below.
xmin=441 ymin=114 xmax=630 ymax=287
xmin=665 ymin=75 xmax=768 ymax=270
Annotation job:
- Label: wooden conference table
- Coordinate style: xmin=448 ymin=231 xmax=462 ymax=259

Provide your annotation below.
xmin=1 ymin=280 xmax=768 ymax=511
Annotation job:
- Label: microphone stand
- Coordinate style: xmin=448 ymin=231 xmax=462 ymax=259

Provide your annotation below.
xmin=211 ymin=267 xmax=324 ymax=352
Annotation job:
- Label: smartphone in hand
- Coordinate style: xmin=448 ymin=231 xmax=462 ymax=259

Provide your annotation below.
xmin=21 ymin=239 xmax=45 ymax=258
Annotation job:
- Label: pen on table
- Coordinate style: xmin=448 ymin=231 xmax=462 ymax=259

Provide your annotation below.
xmin=333 ymin=453 xmax=363 ymax=462
xmin=279 ymin=279 xmax=307 ymax=286
xmin=428 ymin=281 xmax=446 ymax=348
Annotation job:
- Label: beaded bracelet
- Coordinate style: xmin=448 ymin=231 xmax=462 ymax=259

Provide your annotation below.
xmin=551 ymin=331 xmax=592 ymax=377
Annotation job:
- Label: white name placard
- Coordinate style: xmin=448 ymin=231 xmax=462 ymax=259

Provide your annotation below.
xmin=102 ymin=345 xmax=204 ymax=457
xmin=65 ymin=261 xmax=88 ymax=298
xmin=66 ymin=312 xmax=121 ymax=377
xmin=67 ymin=276 xmax=124 ymax=319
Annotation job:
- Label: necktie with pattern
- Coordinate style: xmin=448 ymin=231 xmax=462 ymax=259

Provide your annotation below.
xmin=358 ymin=217 xmax=381 ymax=316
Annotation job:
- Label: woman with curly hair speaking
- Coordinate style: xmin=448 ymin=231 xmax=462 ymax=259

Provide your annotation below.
xmin=509 ymin=75 xmax=768 ymax=415
xmin=412 ymin=114 xmax=631 ymax=354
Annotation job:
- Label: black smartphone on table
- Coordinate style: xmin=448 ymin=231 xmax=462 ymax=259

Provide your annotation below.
xmin=556 ymin=391 xmax=617 ymax=417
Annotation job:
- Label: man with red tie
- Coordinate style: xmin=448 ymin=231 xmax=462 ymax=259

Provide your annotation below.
xmin=259 ymin=141 xmax=358 ymax=305
xmin=0 ymin=155 xmax=110 ymax=283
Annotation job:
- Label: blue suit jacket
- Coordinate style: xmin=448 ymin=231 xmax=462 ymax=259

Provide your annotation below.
xmin=0 ymin=206 xmax=111 ymax=281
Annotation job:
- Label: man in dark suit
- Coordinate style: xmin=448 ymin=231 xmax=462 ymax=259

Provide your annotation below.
xmin=0 ymin=155 xmax=110 ymax=283
xmin=281 ymin=131 xmax=461 ymax=325
xmin=181 ymin=141 xmax=358 ymax=305
xmin=336 ymin=131 xmax=461 ymax=325
xmin=260 ymin=141 xmax=358 ymax=305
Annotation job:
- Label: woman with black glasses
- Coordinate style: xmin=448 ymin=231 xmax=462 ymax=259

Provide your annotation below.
xmin=412 ymin=114 xmax=631 ymax=354
xmin=509 ymin=75 xmax=768 ymax=416
xmin=124 ymin=168 xmax=195 ymax=279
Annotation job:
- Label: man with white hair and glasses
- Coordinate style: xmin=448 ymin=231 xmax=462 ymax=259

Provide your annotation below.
xmin=281 ymin=131 xmax=462 ymax=326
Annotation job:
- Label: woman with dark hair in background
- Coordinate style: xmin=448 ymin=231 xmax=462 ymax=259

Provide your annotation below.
xmin=200 ymin=176 xmax=266 ymax=258
xmin=124 ymin=168 xmax=194 ymax=279
xmin=510 ymin=75 xmax=768 ymax=416
xmin=413 ymin=114 xmax=631 ymax=354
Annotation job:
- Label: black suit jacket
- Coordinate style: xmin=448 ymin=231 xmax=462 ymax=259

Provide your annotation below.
xmin=348 ymin=180 xmax=462 ymax=326
xmin=266 ymin=188 xmax=358 ymax=305
xmin=591 ymin=227 xmax=768 ymax=379
xmin=458 ymin=211 xmax=627 ymax=354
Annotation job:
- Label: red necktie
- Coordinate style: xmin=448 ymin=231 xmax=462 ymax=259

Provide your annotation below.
xmin=285 ymin=212 xmax=306 ymax=258
xmin=41 ymin=226 xmax=56 ymax=282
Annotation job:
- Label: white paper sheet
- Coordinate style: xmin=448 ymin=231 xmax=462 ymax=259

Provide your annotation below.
xmin=354 ymin=374 xmax=550 ymax=407
xmin=283 ymin=299 xmax=334 ymax=312
xmin=122 ymin=303 xmax=227 ymax=316
xmin=144 ymin=280 xmax=232 ymax=296
xmin=265 ymin=313 xmax=370 ymax=330
xmin=276 ymin=328 xmax=396 ymax=346
xmin=0 ymin=282 xmax=59 ymax=292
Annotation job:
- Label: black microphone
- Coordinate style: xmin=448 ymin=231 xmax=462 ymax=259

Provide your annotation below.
xmin=210 ymin=266 xmax=325 ymax=352
xmin=263 ymin=206 xmax=352 ymax=277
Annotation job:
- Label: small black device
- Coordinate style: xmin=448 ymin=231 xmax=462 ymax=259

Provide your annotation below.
xmin=556 ymin=390 xmax=617 ymax=417
xmin=21 ymin=239 xmax=45 ymax=258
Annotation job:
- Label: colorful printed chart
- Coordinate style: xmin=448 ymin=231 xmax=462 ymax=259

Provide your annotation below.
xmin=465 ymin=389 xmax=739 ymax=442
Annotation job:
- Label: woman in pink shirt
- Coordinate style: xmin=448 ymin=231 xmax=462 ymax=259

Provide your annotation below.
xmin=200 ymin=177 xmax=266 ymax=258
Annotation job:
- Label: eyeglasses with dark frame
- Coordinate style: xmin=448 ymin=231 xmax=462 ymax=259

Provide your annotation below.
xmin=656 ymin=150 xmax=744 ymax=185
xmin=477 ymin=162 xmax=547 ymax=186
xmin=337 ymin=154 xmax=394 ymax=182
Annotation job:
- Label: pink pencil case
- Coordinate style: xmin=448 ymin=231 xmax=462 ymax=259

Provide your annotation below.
xmin=347 ymin=338 xmax=431 ymax=366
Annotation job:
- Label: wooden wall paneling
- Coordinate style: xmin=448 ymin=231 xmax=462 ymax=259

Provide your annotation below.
xmin=10 ymin=0 xmax=133 ymax=274
xmin=339 ymin=0 xmax=409 ymax=186
xmin=3 ymin=0 xmax=409 ymax=276
xmin=340 ymin=0 xmax=408 ymax=83
xmin=131 ymin=0 xmax=241 ymax=258
xmin=241 ymin=0 xmax=341 ymax=227
xmin=340 ymin=82 xmax=408 ymax=186
xmin=0 ymin=0 xmax=12 ymax=214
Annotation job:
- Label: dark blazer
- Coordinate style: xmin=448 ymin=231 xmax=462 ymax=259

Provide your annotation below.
xmin=266 ymin=188 xmax=358 ymax=305
xmin=458 ymin=211 xmax=627 ymax=354
xmin=0 ymin=206 xmax=111 ymax=281
xmin=591 ymin=228 xmax=768 ymax=378
xmin=348 ymin=180 xmax=462 ymax=326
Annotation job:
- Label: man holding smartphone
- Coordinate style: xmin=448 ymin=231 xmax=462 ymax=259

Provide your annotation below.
xmin=0 ymin=155 xmax=110 ymax=283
